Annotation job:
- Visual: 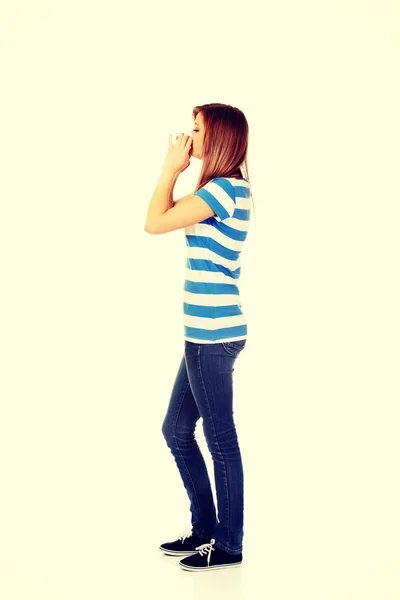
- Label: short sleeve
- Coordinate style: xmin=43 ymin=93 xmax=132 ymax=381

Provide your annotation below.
xmin=194 ymin=178 xmax=236 ymax=221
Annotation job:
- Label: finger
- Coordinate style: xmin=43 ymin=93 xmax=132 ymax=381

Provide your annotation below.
xmin=185 ymin=135 xmax=193 ymax=150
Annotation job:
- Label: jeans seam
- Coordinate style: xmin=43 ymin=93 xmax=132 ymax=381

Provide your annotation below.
xmin=196 ymin=344 xmax=231 ymax=547
xmin=171 ymin=379 xmax=202 ymax=520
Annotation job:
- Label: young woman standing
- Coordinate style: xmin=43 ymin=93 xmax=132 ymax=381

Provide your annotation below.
xmin=145 ymin=103 xmax=255 ymax=572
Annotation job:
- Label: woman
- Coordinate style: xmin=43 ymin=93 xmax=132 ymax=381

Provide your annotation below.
xmin=145 ymin=103 xmax=255 ymax=571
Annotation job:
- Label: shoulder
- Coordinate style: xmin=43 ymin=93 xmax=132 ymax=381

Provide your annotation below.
xmin=207 ymin=177 xmax=236 ymax=194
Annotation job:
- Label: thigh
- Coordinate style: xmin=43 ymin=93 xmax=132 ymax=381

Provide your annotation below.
xmin=162 ymin=353 xmax=201 ymax=436
xmin=184 ymin=340 xmax=246 ymax=432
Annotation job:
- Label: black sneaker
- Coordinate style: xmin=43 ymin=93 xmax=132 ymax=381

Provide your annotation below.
xmin=159 ymin=529 xmax=213 ymax=556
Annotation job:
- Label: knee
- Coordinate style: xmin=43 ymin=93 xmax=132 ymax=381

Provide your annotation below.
xmin=161 ymin=418 xmax=173 ymax=444
xmin=162 ymin=418 xmax=196 ymax=447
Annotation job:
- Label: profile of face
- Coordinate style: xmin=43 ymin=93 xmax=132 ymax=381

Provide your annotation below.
xmin=190 ymin=112 xmax=205 ymax=160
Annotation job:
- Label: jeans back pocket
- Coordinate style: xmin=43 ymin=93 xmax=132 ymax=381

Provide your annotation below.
xmin=221 ymin=339 xmax=247 ymax=357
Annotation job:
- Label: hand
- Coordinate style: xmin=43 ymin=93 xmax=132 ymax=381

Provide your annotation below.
xmin=163 ymin=133 xmax=193 ymax=174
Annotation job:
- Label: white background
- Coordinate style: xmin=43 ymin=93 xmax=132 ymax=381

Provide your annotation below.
xmin=1 ymin=1 xmax=399 ymax=598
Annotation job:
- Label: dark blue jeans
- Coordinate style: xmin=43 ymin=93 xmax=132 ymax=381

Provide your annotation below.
xmin=161 ymin=338 xmax=247 ymax=555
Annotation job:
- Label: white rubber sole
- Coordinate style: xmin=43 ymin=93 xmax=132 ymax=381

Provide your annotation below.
xmin=159 ymin=546 xmax=198 ymax=556
xmin=179 ymin=561 xmax=242 ymax=571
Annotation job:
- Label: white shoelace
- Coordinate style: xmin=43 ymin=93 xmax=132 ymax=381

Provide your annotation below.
xmin=194 ymin=538 xmax=216 ymax=566
xmin=179 ymin=529 xmax=194 ymax=543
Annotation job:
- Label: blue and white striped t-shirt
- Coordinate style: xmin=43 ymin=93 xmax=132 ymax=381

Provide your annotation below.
xmin=183 ymin=176 xmax=252 ymax=344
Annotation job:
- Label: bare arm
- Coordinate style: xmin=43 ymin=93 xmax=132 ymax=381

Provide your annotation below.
xmin=169 ymin=172 xmax=180 ymax=209
xmin=173 ymin=190 xmax=194 ymax=207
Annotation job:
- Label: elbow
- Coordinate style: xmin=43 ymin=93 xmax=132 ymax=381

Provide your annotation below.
xmin=144 ymin=222 xmax=158 ymax=235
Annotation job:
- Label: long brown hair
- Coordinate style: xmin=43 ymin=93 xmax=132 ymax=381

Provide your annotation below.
xmin=192 ymin=103 xmax=256 ymax=225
